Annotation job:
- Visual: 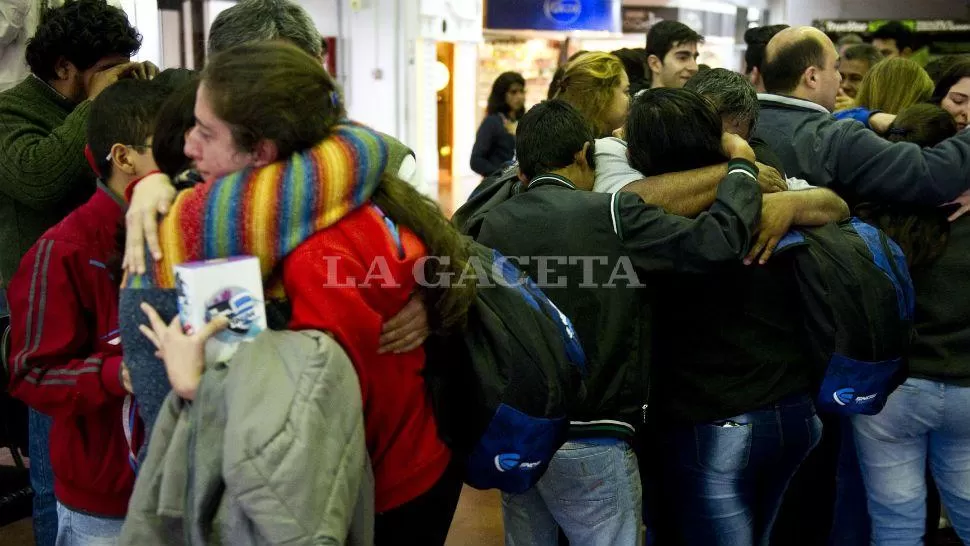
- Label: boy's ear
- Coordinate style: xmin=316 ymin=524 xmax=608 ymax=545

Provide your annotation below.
xmin=110 ymin=143 xmax=137 ymax=176
xmin=575 ymin=141 xmax=592 ymax=170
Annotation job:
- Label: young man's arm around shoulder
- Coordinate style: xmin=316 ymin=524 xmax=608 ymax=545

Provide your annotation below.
xmin=613 ymin=136 xmax=763 ymax=273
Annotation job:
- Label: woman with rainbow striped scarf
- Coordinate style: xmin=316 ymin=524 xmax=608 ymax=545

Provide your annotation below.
xmin=121 ymin=42 xmax=476 ymax=544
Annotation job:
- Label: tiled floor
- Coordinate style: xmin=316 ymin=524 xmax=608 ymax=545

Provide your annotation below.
xmin=445 ymin=486 xmax=504 ymax=546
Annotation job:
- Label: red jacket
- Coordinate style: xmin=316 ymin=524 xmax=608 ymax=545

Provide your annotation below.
xmin=7 ymin=185 xmax=143 ymax=517
xmin=282 ymin=205 xmax=450 ymax=512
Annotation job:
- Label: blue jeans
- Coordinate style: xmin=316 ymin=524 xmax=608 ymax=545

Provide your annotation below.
xmin=502 ymin=439 xmax=643 ymax=546
xmin=55 ymin=502 xmax=123 ymax=545
xmin=661 ymin=395 xmax=823 ymax=546
xmin=852 ymin=377 xmax=970 ymax=545
xmin=30 ymin=408 xmax=57 ymax=546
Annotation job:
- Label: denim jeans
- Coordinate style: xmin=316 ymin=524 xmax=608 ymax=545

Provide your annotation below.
xmin=30 ymin=408 xmax=57 ymax=546
xmin=55 ymin=502 xmax=123 ymax=546
xmin=852 ymin=377 xmax=970 ymax=546
xmin=502 ymin=439 xmax=643 ymax=546
xmin=660 ymin=395 xmax=823 ymax=546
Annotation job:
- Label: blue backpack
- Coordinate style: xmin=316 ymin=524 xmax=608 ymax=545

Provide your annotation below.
xmin=776 ymin=219 xmax=915 ymax=415
xmin=425 ymin=241 xmax=587 ymax=493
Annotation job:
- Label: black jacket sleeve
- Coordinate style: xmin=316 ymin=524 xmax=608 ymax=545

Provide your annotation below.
xmin=470 ymin=115 xmax=502 ymax=176
xmin=613 ymin=158 xmax=762 ymax=273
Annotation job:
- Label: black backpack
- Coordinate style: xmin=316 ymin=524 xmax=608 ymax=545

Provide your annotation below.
xmin=426 ymin=240 xmax=587 ymax=493
xmin=451 ymin=164 xmax=522 ymax=239
xmin=775 ymin=219 xmax=915 ymax=415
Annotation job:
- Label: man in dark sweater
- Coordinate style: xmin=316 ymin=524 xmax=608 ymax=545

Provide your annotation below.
xmin=0 ymin=0 xmax=150 ymax=286
xmin=477 ymin=97 xmax=762 ymax=546
xmin=0 ymin=3 xmax=149 ymax=544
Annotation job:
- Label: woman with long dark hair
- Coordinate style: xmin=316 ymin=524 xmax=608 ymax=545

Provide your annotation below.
xmin=470 ymin=71 xmax=525 ymax=176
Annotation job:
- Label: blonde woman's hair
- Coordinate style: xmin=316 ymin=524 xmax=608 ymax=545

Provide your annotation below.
xmin=553 ymin=51 xmax=626 ymax=137
xmin=855 ymin=57 xmax=934 ymax=114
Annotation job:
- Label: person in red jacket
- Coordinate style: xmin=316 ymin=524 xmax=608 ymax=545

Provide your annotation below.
xmin=137 ymin=42 xmax=476 ymax=545
xmin=7 ymin=79 xmax=170 ymax=545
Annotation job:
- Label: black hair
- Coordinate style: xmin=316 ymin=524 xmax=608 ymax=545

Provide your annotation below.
xmin=762 ymin=36 xmax=827 ymax=95
xmin=843 ymin=44 xmax=882 ymax=68
xmin=611 ymin=48 xmax=650 ymax=95
xmin=152 ymin=76 xmax=201 ymax=178
xmin=646 ymin=20 xmax=704 ymax=62
xmin=486 ymin=71 xmax=526 ymax=119
xmin=932 ymin=58 xmax=970 ymax=105
xmin=871 ymin=21 xmax=916 ymax=53
xmin=925 ymin=55 xmax=969 ymax=85
xmin=515 ymin=100 xmax=593 ymax=180
xmin=26 ymin=0 xmax=141 ymax=81
xmin=887 ymin=103 xmax=958 ymax=148
xmin=854 ymin=202 xmax=950 ymax=271
xmin=743 ymin=24 xmax=789 ymax=75
xmin=625 ymin=88 xmax=724 ymax=176
xmin=856 ymin=101 xmax=958 ymax=271
xmin=86 ymin=79 xmax=169 ymax=178
xmin=152 ymin=68 xmax=197 ymax=93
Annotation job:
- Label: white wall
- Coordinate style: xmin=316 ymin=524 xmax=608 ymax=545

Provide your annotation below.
xmin=118 ymin=0 xmax=162 ymax=66
xmin=300 ymin=0 xmax=341 ymax=37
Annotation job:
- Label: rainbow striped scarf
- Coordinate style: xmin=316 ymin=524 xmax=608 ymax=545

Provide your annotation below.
xmin=127 ymin=122 xmax=388 ymax=295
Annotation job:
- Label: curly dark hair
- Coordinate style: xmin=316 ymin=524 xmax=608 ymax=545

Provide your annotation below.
xmin=26 ymin=0 xmax=141 ymax=81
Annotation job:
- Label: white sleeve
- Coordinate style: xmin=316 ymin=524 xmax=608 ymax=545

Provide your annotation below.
xmin=592 ymin=137 xmax=645 ymax=195
xmin=785 ymin=176 xmax=816 ymax=191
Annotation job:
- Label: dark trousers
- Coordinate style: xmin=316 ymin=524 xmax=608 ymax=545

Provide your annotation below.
xmin=661 ymin=395 xmax=822 ymax=546
xmin=374 ymin=462 xmax=463 ymax=546
xmin=772 ymin=413 xmax=872 ymax=546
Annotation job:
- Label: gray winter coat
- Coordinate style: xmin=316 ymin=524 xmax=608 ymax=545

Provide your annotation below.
xmin=119 ymin=329 xmax=373 ymax=546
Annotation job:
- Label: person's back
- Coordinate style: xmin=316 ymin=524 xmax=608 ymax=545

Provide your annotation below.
xmin=754 ymin=26 xmax=970 ymax=207
xmin=476 ymin=97 xmax=762 ymax=546
xmin=281 ymin=203 xmax=451 ymax=515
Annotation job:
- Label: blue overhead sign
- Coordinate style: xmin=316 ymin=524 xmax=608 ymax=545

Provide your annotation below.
xmin=486 ymin=0 xmax=621 ymax=32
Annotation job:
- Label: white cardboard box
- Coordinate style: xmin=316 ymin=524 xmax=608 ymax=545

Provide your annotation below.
xmin=174 ymin=256 xmax=267 ymax=363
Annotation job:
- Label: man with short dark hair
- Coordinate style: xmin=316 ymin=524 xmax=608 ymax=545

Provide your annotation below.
xmin=0 ymin=0 xmax=150 ymax=285
xmin=476 ymin=98 xmax=762 ymax=546
xmin=872 ymin=20 xmax=916 ymax=59
xmin=646 ymin=20 xmax=703 ymax=89
xmin=836 ymin=43 xmax=882 ymax=109
xmin=744 ymin=24 xmax=789 ymax=92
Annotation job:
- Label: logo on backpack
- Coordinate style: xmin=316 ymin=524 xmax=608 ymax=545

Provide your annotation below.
xmin=494 ymin=453 xmax=542 ymax=472
xmin=833 ymin=388 xmax=856 ymax=406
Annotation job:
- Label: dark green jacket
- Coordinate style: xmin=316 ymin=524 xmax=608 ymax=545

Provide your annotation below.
xmin=0 ymin=75 xmax=95 ymax=286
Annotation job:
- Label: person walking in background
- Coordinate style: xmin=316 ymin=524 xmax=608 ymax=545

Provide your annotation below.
xmin=470 ymin=71 xmax=524 ymax=176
